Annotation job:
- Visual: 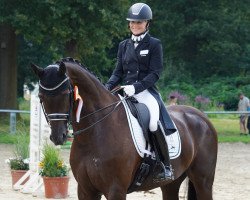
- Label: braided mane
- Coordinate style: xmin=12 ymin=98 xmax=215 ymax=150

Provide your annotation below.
xmin=56 ymin=57 xmax=102 ymax=83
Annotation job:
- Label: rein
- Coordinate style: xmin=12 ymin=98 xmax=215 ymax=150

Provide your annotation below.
xmin=72 ymin=96 xmax=128 ymax=136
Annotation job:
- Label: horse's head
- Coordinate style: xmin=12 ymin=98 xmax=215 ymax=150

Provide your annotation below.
xmin=31 ymin=62 xmax=73 ymax=145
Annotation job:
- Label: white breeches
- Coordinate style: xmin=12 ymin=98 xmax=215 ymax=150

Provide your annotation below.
xmin=133 ymin=89 xmax=159 ymax=132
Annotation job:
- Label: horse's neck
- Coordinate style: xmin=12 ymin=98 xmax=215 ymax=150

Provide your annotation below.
xmin=68 ymin=65 xmax=120 ymax=146
xmin=67 ymin=64 xmax=115 ymax=110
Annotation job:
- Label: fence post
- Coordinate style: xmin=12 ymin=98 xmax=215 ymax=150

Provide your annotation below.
xmin=10 ymin=112 xmax=16 ymax=134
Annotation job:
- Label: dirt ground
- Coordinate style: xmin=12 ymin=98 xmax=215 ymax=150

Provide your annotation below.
xmin=0 ymin=143 xmax=250 ymax=200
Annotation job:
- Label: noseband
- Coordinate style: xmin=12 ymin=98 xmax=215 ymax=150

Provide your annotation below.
xmin=39 ymin=76 xmax=73 ymax=126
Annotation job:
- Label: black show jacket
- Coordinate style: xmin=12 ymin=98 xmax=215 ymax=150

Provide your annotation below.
xmin=106 ymin=34 xmax=163 ymax=94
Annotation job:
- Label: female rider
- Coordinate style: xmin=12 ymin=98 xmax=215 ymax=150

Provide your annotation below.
xmin=106 ymin=3 xmax=173 ymax=182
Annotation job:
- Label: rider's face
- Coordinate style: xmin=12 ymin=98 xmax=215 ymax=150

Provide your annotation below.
xmin=129 ymin=21 xmax=147 ymax=35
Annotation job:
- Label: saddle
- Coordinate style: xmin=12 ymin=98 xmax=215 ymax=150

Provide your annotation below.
xmin=111 ymin=86 xmax=176 ymax=136
xmin=126 ymin=97 xmax=150 ymax=143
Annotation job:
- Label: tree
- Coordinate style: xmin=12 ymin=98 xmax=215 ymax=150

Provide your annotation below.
xmin=1 ymin=0 xmax=250 ymax=107
xmin=148 ymin=0 xmax=250 ymax=83
xmin=0 ymin=0 xmax=131 ymax=103
xmin=0 ymin=0 xmax=31 ymax=109
xmin=0 ymin=24 xmax=17 ymax=110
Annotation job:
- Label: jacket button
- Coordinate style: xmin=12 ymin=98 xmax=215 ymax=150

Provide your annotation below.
xmin=128 ymin=71 xmax=130 ymax=73
xmin=136 ymin=71 xmax=139 ymax=73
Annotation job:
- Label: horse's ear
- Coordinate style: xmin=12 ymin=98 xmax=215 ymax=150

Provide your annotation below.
xmin=58 ymin=62 xmax=66 ymax=76
xmin=30 ymin=63 xmax=44 ymax=78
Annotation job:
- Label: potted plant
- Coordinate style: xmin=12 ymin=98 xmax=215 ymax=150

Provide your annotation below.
xmin=6 ymin=131 xmax=30 ymax=186
xmin=39 ymin=143 xmax=70 ymax=199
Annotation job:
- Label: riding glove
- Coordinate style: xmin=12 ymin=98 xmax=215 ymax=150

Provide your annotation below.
xmin=121 ymin=85 xmax=135 ymax=96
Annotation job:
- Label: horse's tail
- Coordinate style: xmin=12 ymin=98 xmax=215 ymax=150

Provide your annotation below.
xmin=188 ymin=179 xmax=197 ymax=200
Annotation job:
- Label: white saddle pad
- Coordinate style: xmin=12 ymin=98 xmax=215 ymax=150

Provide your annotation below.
xmin=120 ymin=95 xmax=181 ymax=160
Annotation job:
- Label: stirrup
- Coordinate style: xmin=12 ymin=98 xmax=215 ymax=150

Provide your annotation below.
xmin=153 ymin=162 xmax=174 ymax=182
xmin=164 ymin=165 xmax=174 ymax=180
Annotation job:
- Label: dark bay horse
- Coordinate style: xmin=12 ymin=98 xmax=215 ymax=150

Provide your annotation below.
xmin=31 ymin=58 xmax=218 ymax=200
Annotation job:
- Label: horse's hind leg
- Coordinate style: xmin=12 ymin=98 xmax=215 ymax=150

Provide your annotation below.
xmin=161 ymin=174 xmax=186 ymax=200
xmin=187 ymin=176 xmax=214 ymax=200
xmin=187 ymin=159 xmax=216 ymax=200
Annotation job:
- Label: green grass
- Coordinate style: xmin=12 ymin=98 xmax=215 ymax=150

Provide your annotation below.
xmin=0 ymin=133 xmax=17 ymax=143
xmin=209 ymin=117 xmax=250 ymax=143
xmin=1 ymin=117 xmax=250 ymax=144
xmin=18 ymin=98 xmax=30 ymax=122
xmin=0 ymin=119 xmax=30 ymax=144
xmin=18 ymin=97 xmax=30 ymax=110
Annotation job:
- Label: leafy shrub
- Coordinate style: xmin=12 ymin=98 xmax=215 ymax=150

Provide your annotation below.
xmin=6 ymin=127 xmax=29 ymax=170
xmin=39 ymin=143 xmax=69 ymax=177
xmin=8 ymin=158 xmax=29 ymax=170
xmin=223 ymin=95 xmax=239 ymax=111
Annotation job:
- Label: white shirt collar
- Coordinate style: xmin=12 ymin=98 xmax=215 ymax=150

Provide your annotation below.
xmin=131 ymin=31 xmax=148 ymax=43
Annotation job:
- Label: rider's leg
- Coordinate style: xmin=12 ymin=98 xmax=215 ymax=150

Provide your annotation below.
xmin=133 ymin=90 xmax=159 ymax=131
xmin=133 ymin=90 xmax=172 ymax=181
xmin=151 ymin=121 xmax=173 ymax=181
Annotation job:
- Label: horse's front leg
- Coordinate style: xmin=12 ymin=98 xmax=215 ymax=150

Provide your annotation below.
xmin=77 ymin=184 xmax=102 ymax=200
xmin=161 ymin=174 xmax=187 ymax=200
xmin=105 ymin=185 xmax=127 ymax=200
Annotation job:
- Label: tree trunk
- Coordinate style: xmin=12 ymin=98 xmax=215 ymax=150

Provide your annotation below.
xmin=0 ymin=24 xmax=17 ymax=113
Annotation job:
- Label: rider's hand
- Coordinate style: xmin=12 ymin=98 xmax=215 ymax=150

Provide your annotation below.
xmin=121 ymin=85 xmax=135 ymax=96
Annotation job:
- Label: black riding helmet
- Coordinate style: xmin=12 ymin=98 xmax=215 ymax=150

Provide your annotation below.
xmin=126 ymin=3 xmax=152 ymax=21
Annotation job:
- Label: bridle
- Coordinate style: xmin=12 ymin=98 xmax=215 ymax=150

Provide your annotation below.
xmin=39 ymin=74 xmax=128 ymax=137
xmin=39 ymin=76 xmax=73 ymax=126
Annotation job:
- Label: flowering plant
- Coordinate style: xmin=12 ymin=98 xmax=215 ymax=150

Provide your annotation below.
xmin=6 ymin=131 xmax=29 ymax=170
xmin=39 ymin=143 xmax=70 ymax=177
xmin=195 ymin=95 xmax=211 ymax=110
xmin=168 ymin=91 xmax=188 ymax=105
xmin=7 ymin=157 xmax=29 ymax=170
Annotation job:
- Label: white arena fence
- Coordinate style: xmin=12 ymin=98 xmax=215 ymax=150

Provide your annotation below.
xmin=0 ymin=109 xmax=250 ymax=134
xmin=1 ymin=109 xmax=250 ymax=135
xmin=0 ymin=109 xmax=30 ymax=134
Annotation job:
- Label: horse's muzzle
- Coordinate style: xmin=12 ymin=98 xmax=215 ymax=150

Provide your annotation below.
xmin=50 ymin=131 xmax=67 ymax=145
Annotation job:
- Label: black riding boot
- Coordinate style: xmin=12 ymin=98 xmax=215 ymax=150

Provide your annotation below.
xmin=151 ymin=121 xmax=173 ymax=182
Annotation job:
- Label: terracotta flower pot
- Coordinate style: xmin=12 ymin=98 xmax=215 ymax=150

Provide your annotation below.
xmin=43 ymin=176 xmax=69 ymax=199
xmin=11 ymin=170 xmax=29 ymax=186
